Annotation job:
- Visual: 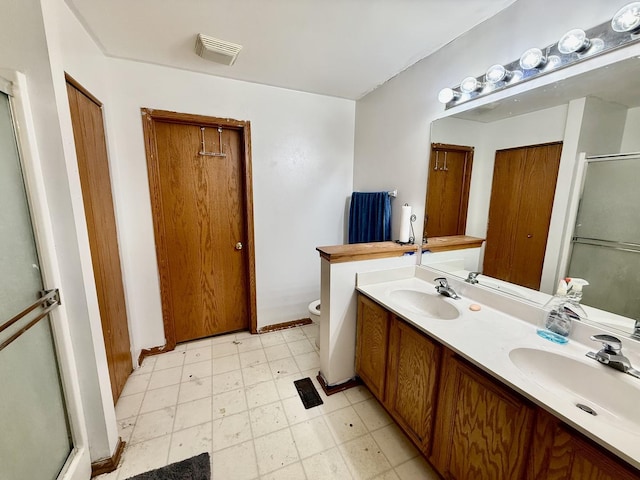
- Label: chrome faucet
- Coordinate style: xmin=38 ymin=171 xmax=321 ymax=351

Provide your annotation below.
xmin=632 ymin=319 xmax=640 ymax=340
xmin=587 ymin=334 xmax=640 ymax=379
xmin=434 ymin=277 xmax=460 ymax=299
xmin=465 ymin=271 xmax=481 ymax=284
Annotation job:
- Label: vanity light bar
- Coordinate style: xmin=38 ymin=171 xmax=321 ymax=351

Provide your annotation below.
xmin=438 ymin=3 xmax=640 ymax=109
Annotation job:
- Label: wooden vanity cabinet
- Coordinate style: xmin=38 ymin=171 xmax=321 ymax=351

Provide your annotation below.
xmin=528 ymin=410 xmax=640 ymax=480
xmin=385 ymin=315 xmax=441 ymax=453
xmin=355 ymin=294 xmax=391 ymax=401
xmin=354 ymin=294 xmax=640 ymax=479
xmin=431 ymin=350 xmax=535 ymax=480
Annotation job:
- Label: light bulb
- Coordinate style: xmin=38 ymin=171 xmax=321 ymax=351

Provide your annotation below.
xmin=437 ymin=87 xmax=457 ymax=104
xmin=460 ymin=76 xmax=481 ymax=93
xmin=558 ymin=29 xmax=591 ymax=54
xmin=611 ymin=2 xmax=640 ymax=32
xmin=485 ymin=64 xmax=511 ymax=84
xmin=519 ymin=48 xmax=546 ymax=70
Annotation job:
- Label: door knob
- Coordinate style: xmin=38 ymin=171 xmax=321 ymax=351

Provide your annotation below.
xmin=235 ymin=242 xmax=243 ymax=250
xmin=527 ymin=234 xmax=533 ymax=238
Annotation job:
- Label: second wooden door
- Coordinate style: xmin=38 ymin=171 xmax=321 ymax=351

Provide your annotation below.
xmin=143 ymin=110 xmax=257 ymax=346
xmin=67 ymin=77 xmax=132 ymax=402
xmin=483 ymin=142 xmax=562 ymax=290
xmin=424 ymin=143 xmax=473 ymax=238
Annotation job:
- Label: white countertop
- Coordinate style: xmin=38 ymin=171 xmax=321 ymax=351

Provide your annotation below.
xmin=356 ymin=266 xmax=640 ymax=470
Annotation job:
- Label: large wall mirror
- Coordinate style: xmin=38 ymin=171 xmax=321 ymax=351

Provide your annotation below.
xmin=425 ymin=55 xmax=640 ymax=339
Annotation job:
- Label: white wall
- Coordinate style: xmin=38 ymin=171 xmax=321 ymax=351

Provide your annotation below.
xmin=41 ymin=0 xmax=118 ymax=462
xmin=51 ymin=5 xmax=355 ymax=356
xmin=354 ymin=0 xmax=638 ymax=245
xmin=621 ymin=106 xmax=640 ymax=152
xmin=11 ymin=0 xmax=359 ymax=363
xmin=104 ymin=60 xmax=355 ymax=352
xmin=354 ymin=0 xmax=640 ymax=293
xmin=578 ymin=96 xmax=627 ymax=155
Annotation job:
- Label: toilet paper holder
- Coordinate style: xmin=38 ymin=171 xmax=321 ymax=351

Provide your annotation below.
xmin=397 ymin=203 xmax=417 ymax=245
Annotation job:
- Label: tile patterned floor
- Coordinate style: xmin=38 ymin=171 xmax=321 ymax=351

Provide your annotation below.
xmin=96 ymin=323 xmax=440 ymax=480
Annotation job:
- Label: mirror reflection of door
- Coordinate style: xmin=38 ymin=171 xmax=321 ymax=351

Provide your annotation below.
xmin=424 ymin=143 xmax=474 ymax=239
xmin=0 ymin=88 xmax=72 ymax=479
xmin=483 ymin=142 xmax=562 ymax=290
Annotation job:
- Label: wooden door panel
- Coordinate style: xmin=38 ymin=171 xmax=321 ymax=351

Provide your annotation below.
xmin=484 ymin=143 xmax=561 ymax=289
xmin=149 ymin=116 xmax=253 ymax=344
xmin=528 ymin=411 xmax=639 ymax=480
xmin=355 ymin=295 xmax=390 ymax=401
xmin=386 ymin=316 xmax=440 ymax=451
xmin=425 ymin=144 xmax=473 ymax=238
xmin=432 ymin=353 xmax=534 ymax=480
xmin=483 ymin=149 xmax=525 ymax=281
xmin=511 ymin=144 xmax=561 ymax=289
xmin=66 ymin=79 xmax=132 ymax=402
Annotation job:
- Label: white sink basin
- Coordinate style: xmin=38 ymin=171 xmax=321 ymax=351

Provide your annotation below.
xmin=388 ymin=289 xmax=459 ymax=320
xmin=509 ymin=348 xmax=640 ymax=432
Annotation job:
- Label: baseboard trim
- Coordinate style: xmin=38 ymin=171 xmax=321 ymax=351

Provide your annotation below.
xmin=91 ymin=437 xmax=125 ymax=477
xmin=316 ymin=372 xmax=361 ymax=396
xmin=137 ymin=344 xmax=173 ymax=367
xmin=258 ymin=317 xmax=312 ymax=333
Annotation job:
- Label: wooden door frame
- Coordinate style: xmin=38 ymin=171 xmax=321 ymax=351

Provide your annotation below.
xmin=141 ymin=108 xmax=258 ymax=351
xmin=424 ymin=143 xmax=474 ymax=237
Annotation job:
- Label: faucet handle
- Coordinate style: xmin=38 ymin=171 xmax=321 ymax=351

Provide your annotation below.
xmin=466 ymin=272 xmax=481 ymax=284
xmin=591 ymin=334 xmax=622 ymax=354
xmin=434 ymin=277 xmax=449 ymax=287
xmin=633 ymin=320 xmax=640 ymax=340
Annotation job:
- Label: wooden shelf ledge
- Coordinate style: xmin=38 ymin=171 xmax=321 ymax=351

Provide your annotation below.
xmin=422 ymin=235 xmax=484 ymax=253
xmin=316 ymin=241 xmax=419 ymax=264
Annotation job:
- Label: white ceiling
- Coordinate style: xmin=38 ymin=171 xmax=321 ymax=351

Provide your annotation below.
xmin=65 ymin=0 xmax=518 ymax=100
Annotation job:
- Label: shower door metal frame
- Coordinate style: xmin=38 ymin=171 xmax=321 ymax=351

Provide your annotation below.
xmin=1 ymin=71 xmax=90 ymax=480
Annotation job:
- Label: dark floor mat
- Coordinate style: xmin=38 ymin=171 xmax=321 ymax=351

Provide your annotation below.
xmin=125 ymin=452 xmax=210 ymax=479
xmin=294 ymin=377 xmax=324 ymax=409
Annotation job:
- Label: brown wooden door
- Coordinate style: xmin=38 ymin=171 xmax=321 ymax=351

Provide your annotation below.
xmin=385 ymin=315 xmax=441 ymax=454
xmin=483 ymin=142 xmax=562 ymax=290
xmin=424 ymin=143 xmax=473 ymax=238
xmin=66 ymin=77 xmax=132 ymax=402
xmin=355 ymin=294 xmax=391 ymax=401
xmin=142 ymin=110 xmax=256 ymax=346
xmin=431 ymin=351 xmax=535 ymax=480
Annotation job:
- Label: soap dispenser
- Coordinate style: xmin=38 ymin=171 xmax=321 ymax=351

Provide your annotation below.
xmin=537 ymin=279 xmax=574 ymax=344
xmin=564 ymin=278 xmax=589 ymax=319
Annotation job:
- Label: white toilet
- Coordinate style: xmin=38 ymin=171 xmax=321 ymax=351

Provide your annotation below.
xmin=308 ymin=299 xmax=321 ymax=349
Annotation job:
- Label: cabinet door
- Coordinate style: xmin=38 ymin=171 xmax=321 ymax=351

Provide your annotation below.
xmin=355 ymin=294 xmax=391 ymax=401
xmin=528 ymin=411 xmax=640 ymax=480
xmin=385 ymin=316 xmax=441 ymax=453
xmin=432 ymin=351 xmax=535 ymax=480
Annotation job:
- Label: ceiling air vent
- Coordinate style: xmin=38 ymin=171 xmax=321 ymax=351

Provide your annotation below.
xmin=195 ymin=34 xmax=242 ymax=66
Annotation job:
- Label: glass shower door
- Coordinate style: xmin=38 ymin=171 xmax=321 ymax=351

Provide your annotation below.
xmin=0 ymin=90 xmax=72 ymax=478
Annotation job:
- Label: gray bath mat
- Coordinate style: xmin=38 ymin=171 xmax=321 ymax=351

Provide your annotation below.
xmin=125 ymin=452 xmax=210 ymax=480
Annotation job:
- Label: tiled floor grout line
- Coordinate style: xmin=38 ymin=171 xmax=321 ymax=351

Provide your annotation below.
xmin=238 ymin=337 xmax=261 ymax=480
xmin=164 ymin=355 xmax=186 ymax=470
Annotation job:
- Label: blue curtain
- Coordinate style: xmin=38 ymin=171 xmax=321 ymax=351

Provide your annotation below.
xmin=348 ymin=192 xmax=392 ymax=244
